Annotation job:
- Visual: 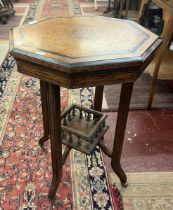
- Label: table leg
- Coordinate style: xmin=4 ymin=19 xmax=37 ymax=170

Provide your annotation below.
xmin=103 ymin=0 xmax=111 ymax=13
xmin=47 ymin=83 xmax=62 ymax=202
xmin=94 ymin=86 xmax=104 ymax=111
xmin=111 ymin=82 xmax=134 ymax=186
xmin=39 ymin=80 xmax=50 ymax=147
xmin=113 ymin=0 xmax=118 ymax=17
xmin=125 ymin=0 xmax=130 ymax=18
xmin=118 ymin=0 xmax=123 ymax=18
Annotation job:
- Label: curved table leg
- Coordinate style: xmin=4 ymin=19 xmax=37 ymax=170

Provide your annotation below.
xmin=111 ymin=82 xmax=134 ymax=187
xmin=47 ymin=83 xmax=62 ymax=202
xmin=39 ymin=80 xmax=50 ymax=148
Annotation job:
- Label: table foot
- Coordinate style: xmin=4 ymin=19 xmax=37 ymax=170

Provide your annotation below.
xmin=48 ymin=197 xmax=61 ymax=207
xmin=48 ymin=175 xmax=62 ymax=202
xmin=111 ymin=161 xmax=127 ymax=186
xmin=121 ymin=182 xmax=128 ymax=187
xmin=39 ymin=135 xmax=49 ymax=147
xmin=39 ymin=137 xmax=48 ymax=153
xmin=104 ymin=0 xmax=111 ymax=14
xmin=103 ymin=7 xmax=111 ymax=14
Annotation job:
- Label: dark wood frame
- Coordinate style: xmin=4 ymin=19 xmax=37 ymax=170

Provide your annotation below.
xmin=10 ymin=16 xmax=162 ymax=204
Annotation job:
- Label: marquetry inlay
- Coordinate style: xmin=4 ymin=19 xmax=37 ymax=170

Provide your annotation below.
xmin=11 ymin=16 xmax=159 ymax=65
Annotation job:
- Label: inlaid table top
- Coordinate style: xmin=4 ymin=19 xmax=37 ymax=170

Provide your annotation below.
xmin=10 ymin=16 xmax=161 ymax=88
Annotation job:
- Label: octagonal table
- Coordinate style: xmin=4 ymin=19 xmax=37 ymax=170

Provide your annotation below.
xmin=10 ymin=16 xmax=161 ymax=202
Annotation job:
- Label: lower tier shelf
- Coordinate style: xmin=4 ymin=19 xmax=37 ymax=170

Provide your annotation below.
xmin=61 ymin=104 xmax=109 ymax=155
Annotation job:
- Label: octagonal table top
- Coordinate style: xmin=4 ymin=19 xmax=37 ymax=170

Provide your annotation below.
xmin=11 ymin=16 xmax=161 ymax=72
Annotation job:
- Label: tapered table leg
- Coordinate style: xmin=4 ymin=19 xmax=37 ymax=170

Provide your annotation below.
xmin=47 ymin=83 xmax=62 ymax=202
xmin=125 ymin=0 xmax=130 ymax=18
xmin=104 ymin=0 xmax=111 ymax=13
xmin=111 ymin=82 xmax=134 ymax=186
xmin=39 ymin=80 xmax=50 ymax=147
xmin=94 ymin=86 xmax=104 ymax=111
xmin=118 ymin=0 xmax=123 ymax=18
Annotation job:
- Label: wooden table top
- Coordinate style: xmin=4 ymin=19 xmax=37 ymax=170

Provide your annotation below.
xmin=11 ymin=16 xmax=160 ymax=73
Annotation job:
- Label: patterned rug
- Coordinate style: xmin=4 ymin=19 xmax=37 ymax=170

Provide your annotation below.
xmin=109 ymin=172 xmax=173 ymax=210
xmin=0 ymin=3 xmax=29 ymax=67
xmin=0 ymin=68 xmax=123 ymax=209
xmin=0 ymin=0 xmax=122 ymax=209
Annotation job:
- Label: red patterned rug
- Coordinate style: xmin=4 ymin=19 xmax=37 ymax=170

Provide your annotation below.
xmin=0 ymin=0 xmax=123 ymax=209
xmin=0 ymin=72 xmax=123 ymax=210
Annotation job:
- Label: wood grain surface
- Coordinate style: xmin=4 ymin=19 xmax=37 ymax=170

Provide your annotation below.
xmin=11 ymin=16 xmax=159 ymax=70
xmin=11 ymin=16 xmax=161 ymax=88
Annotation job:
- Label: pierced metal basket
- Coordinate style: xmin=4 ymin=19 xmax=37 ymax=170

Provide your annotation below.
xmin=61 ymin=104 xmax=109 ymax=155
